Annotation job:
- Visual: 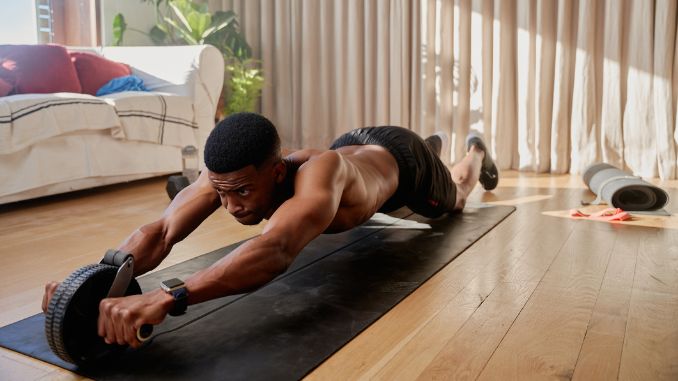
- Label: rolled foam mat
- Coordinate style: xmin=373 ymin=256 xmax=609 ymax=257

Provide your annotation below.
xmin=583 ymin=163 xmax=669 ymax=211
xmin=0 ymin=205 xmax=514 ymax=380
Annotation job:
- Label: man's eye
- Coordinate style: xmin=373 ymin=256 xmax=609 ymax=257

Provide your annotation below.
xmin=237 ymin=189 xmax=250 ymax=196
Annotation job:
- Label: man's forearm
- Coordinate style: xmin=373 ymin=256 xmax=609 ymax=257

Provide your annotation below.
xmin=118 ymin=220 xmax=173 ymax=276
xmin=183 ymin=235 xmax=292 ymax=305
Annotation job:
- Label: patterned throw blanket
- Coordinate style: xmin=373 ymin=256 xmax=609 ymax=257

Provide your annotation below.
xmin=0 ymin=92 xmax=197 ymax=154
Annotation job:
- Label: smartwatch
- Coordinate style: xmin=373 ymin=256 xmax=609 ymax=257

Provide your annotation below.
xmin=160 ymin=278 xmax=188 ymax=316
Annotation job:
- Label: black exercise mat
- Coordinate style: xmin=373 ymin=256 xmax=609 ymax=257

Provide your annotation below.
xmin=0 ymin=205 xmax=514 ymax=380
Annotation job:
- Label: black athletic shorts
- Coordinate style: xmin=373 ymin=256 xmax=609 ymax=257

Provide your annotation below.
xmin=330 ymin=126 xmax=456 ymax=218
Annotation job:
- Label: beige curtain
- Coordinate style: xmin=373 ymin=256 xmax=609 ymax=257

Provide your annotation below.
xmin=206 ymin=0 xmax=678 ymax=179
xmin=206 ymin=0 xmax=417 ymax=150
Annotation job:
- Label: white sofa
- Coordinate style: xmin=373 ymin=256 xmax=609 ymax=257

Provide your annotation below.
xmin=0 ymin=45 xmax=224 ymax=204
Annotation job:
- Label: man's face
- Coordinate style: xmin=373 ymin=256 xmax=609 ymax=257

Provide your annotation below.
xmin=208 ymin=162 xmax=284 ymax=225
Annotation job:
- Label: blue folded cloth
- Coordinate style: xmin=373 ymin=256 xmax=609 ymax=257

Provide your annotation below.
xmin=96 ymin=75 xmax=149 ymax=96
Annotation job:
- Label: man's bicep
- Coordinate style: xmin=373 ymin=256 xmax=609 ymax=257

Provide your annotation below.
xmin=264 ymin=191 xmax=339 ymax=257
xmin=263 ymin=151 xmax=346 ymax=260
xmin=284 ymin=152 xmax=345 ymax=234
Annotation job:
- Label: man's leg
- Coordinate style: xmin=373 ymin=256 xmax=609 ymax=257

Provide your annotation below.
xmin=449 ymin=145 xmax=484 ymax=210
xmin=451 ymin=133 xmax=499 ymax=209
xmin=425 ymin=132 xmax=497 ymax=211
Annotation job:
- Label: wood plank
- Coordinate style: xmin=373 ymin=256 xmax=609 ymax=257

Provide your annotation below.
xmin=632 ymin=228 xmax=678 ymax=294
xmin=571 ymin=227 xmax=642 ymax=380
xmin=618 ymin=228 xmax=678 ymax=381
xmin=476 ymin=225 xmax=617 ymax=380
xmin=619 ymin=290 xmax=678 ymax=381
xmin=411 ymin=217 xmax=577 ymax=380
xmin=0 ymin=348 xmax=90 ymax=381
xmin=0 ymin=351 xmax=51 ymax=381
xmin=413 ymin=282 xmax=537 ymax=381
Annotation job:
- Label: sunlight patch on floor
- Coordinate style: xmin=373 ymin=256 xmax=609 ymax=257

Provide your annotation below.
xmin=485 ymin=194 xmax=554 ymax=206
xmin=543 ymin=205 xmax=678 ymax=230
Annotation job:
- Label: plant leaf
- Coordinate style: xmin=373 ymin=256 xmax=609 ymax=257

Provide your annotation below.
xmin=163 ymin=16 xmax=198 ymax=44
xmin=187 ymin=12 xmax=211 ymax=41
xmin=112 ymin=13 xmax=127 ymax=46
xmin=168 ymin=0 xmax=194 ymax=35
xmin=149 ymin=25 xmax=168 ymax=45
xmin=211 ymin=10 xmax=236 ymax=27
xmin=225 ymin=58 xmax=264 ymax=114
xmin=201 ymin=17 xmax=232 ymax=39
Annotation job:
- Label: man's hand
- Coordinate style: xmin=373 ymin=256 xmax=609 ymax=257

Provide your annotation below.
xmin=42 ymin=281 xmax=60 ymax=313
xmin=98 ymin=289 xmax=174 ymax=348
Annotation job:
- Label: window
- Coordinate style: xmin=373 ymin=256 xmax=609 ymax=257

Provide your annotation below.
xmin=36 ymin=0 xmax=53 ymax=43
xmin=0 ymin=0 xmax=99 ymax=45
xmin=50 ymin=0 xmax=100 ymax=46
xmin=0 ymin=2 xmax=39 ymax=44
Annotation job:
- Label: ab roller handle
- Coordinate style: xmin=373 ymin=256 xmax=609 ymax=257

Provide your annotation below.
xmin=102 ymin=250 xmax=154 ymax=342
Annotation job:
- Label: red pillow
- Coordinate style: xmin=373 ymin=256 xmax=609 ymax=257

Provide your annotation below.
xmin=70 ymin=51 xmax=131 ymax=95
xmin=0 ymin=44 xmax=82 ymax=94
xmin=0 ymin=77 xmax=13 ymax=97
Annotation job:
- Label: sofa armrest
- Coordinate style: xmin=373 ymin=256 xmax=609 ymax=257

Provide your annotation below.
xmin=100 ymin=45 xmax=224 ymax=105
xmin=100 ymin=45 xmax=224 ymax=164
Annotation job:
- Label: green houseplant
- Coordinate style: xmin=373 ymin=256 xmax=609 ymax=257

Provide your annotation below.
xmin=113 ymin=0 xmax=263 ymax=118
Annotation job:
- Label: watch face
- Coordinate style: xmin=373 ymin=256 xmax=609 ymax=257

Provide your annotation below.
xmin=162 ymin=278 xmax=184 ymax=291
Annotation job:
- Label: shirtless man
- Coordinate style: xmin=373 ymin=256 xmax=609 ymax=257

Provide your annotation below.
xmin=42 ymin=112 xmax=498 ymax=348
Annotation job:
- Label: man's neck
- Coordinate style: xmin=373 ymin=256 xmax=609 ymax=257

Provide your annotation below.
xmin=264 ymin=160 xmax=297 ymax=219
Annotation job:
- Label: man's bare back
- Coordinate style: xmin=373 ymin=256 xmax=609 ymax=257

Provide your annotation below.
xmin=284 ymin=145 xmax=399 ymax=232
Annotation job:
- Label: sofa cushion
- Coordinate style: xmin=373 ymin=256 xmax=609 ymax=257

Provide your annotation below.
xmin=70 ymin=52 xmax=131 ymax=95
xmin=0 ymin=78 xmax=12 ymax=97
xmin=0 ymin=44 xmax=82 ymax=94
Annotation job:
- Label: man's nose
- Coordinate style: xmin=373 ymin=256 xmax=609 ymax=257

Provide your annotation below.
xmin=226 ymin=196 xmax=244 ymax=214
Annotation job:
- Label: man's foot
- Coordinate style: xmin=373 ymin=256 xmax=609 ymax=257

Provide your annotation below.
xmin=425 ymin=132 xmax=449 ymax=157
xmin=466 ymin=132 xmax=499 ymax=191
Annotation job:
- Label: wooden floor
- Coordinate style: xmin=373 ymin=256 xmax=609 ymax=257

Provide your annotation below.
xmin=1 ymin=171 xmax=676 ymax=380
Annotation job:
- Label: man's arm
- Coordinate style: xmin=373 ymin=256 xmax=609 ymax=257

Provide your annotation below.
xmin=184 ymin=151 xmax=346 ymax=303
xmin=96 ymin=152 xmax=347 ymax=347
xmin=119 ymin=170 xmax=222 ymax=275
xmin=42 ymin=170 xmax=220 ymax=312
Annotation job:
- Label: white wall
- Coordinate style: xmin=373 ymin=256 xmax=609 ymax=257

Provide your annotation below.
xmin=0 ymin=1 xmax=38 ymax=44
xmin=99 ymin=0 xmax=157 ymax=46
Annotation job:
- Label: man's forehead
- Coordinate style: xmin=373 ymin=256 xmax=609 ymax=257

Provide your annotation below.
xmin=208 ymin=167 xmax=258 ymax=187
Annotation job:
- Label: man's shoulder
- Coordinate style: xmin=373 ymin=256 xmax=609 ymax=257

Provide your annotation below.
xmin=295 ymin=150 xmax=344 ymax=177
xmin=289 ymin=148 xmax=338 ymax=166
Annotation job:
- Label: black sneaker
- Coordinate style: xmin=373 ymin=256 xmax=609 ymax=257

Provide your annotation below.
xmin=466 ymin=133 xmax=499 ymax=191
xmin=424 ymin=132 xmax=448 ymax=157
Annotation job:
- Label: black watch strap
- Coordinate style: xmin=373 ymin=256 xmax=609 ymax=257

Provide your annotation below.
xmin=161 ymin=278 xmax=188 ymax=316
xmin=168 ymin=288 xmax=188 ymax=316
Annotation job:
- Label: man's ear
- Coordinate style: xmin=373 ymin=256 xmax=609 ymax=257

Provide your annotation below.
xmin=273 ymin=161 xmax=287 ymax=183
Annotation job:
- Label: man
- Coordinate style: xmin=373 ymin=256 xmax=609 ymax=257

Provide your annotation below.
xmin=42 ymin=112 xmax=498 ymax=348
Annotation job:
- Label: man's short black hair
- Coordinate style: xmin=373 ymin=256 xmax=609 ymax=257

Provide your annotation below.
xmin=204 ymin=112 xmax=281 ymax=173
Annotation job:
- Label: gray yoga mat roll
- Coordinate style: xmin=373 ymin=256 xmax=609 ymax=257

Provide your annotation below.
xmin=582 ymin=163 xmax=669 ymax=211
